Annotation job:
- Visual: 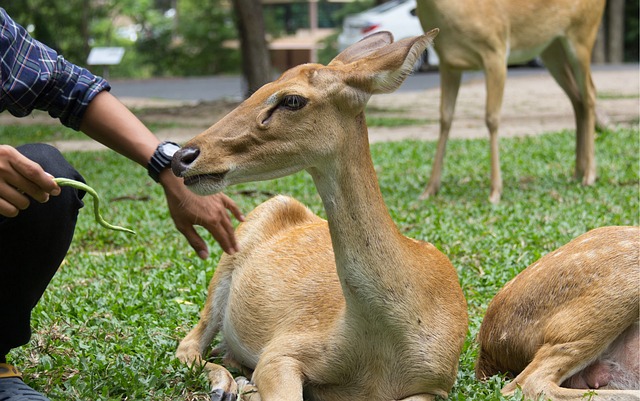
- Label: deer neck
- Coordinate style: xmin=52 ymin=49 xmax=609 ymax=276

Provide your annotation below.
xmin=308 ymin=112 xmax=405 ymax=308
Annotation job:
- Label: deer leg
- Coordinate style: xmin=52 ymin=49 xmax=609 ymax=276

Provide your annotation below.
xmin=502 ymin=340 xmax=640 ymax=401
xmin=177 ymin=268 xmax=238 ymax=395
xmin=177 ymin=321 xmax=239 ymax=396
xmin=541 ymin=38 xmax=597 ymax=186
xmin=483 ymin=57 xmax=506 ymax=203
xmin=421 ymin=65 xmax=462 ymax=200
xmin=570 ymin=43 xmax=597 ymax=186
xmin=250 ymin=353 xmax=304 ymax=401
xmin=527 ymin=383 xmax=640 ymax=401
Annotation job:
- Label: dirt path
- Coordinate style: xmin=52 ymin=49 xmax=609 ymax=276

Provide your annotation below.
xmin=4 ymin=66 xmax=638 ymax=152
xmin=366 ymin=66 xmax=639 ymax=143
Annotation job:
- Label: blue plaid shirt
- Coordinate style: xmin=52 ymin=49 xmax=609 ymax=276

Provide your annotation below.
xmin=0 ymin=8 xmax=110 ymax=130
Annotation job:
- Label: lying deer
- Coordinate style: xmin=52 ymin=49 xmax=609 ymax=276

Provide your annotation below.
xmin=416 ymin=0 xmax=606 ymax=203
xmin=476 ymin=226 xmax=640 ymax=400
xmin=171 ymin=31 xmax=469 ymax=401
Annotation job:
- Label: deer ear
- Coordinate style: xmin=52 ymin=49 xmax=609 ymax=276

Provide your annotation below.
xmin=341 ymin=29 xmax=439 ymax=95
xmin=329 ymin=31 xmax=394 ymax=66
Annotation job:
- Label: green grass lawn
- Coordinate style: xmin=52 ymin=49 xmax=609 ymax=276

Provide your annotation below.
xmin=5 ymin=126 xmax=639 ymax=400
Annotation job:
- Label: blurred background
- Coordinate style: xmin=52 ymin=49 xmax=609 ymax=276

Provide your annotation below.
xmin=3 ymin=0 xmax=638 ymax=96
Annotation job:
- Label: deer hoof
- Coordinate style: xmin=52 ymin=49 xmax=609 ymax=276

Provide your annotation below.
xmin=211 ymin=388 xmax=237 ymax=401
xmin=236 ymin=377 xmax=260 ymax=401
xmin=419 ymin=185 xmax=438 ymax=200
xmin=489 ymin=190 xmax=501 ymax=204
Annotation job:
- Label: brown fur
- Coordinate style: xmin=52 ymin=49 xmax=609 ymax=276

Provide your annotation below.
xmin=173 ymin=31 xmax=468 ymax=401
xmin=476 ymin=226 xmax=640 ymax=400
xmin=416 ymin=0 xmax=606 ymax=203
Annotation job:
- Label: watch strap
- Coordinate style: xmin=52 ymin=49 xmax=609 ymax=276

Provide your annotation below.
xmin=147 ymin=141 xmax=180 ymax=182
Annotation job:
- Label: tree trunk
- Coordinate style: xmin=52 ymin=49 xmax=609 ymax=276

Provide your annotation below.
xmin=607 ymin=0 xmax=625 ymax=63
xmin=592 ymin=23 xmax=606 ymax=64
xmin=232 ymin=0 xmax=272 ymax=97
xmin=81 ymin=0 xmax=90 ymax=58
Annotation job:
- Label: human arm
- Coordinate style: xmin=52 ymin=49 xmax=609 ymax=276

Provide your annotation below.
xmin=0 ymin=8 xmax=243 ymax=255
xmin=78 ymin=91 xmax=244 ymax=256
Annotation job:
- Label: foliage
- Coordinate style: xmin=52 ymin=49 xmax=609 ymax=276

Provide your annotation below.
xmin=624 ymin=0 xmax=640 ymax=61
xmin=2 ymin=0 xmax=638 ymax=79
xmin=2 ymin=0 xmax=240 ymax=78
xmin=132 ymin=0 xmax=240 ymax=77
xmin=3 ymin=125 xmax=638 ymax=400
xmin=3 ymin=0 xmax=105 ymax=65
xmin=263 ymin=0 xmax=374 ymax=37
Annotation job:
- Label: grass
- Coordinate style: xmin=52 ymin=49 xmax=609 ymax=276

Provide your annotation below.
xmin=597 ymin=92 xmax=640 ymax=100
xmin=365 ymin=116 xmax=433 ymax=127
xmin=0 ymin=121 xmax=182 ymax=147
xmin=0 ymin=124 xmax=87 ymax=144
xmin=5 ymin=126 xmax=639 ymax=400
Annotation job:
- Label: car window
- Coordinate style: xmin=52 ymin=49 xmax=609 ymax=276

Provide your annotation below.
xmin=369 ymin=0 xmax=411 ymax=14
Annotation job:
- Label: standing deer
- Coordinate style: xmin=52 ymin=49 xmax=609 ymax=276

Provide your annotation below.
xmin=476 ymin=226 xmax=640 ymax=401
xmin=172 ymin=31 xmax=468 ymax=401
xmin=416 ymin=0 xmax=606 ymax=203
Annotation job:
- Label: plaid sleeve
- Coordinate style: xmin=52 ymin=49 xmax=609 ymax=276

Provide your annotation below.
xmin=0 ymin=8 xmax=111 ymax=130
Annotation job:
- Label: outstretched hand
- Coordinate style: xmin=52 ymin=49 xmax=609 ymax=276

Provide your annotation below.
xmin=0 ymin=145 xmax=60 ymax=217
xmin=159 ymin=169 xmax=244 ymax=258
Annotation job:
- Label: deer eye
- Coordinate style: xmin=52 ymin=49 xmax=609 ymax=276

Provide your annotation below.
xmin=280 ymin=95 xmax=307 ymax=111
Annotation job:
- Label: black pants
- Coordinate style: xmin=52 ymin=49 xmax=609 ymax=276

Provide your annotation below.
xmin=0 ymin=144 xmax=85 ymax=362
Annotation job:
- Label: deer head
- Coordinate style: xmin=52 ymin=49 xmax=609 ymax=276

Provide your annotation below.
xmin=172 ymin=29 xmax=438 ymax=196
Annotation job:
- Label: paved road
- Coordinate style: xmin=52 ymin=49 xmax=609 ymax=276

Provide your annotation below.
xmin=38 ymin=64 xmax=638 ymax=152
xmin=108 ymin=67 xmax=547 ymax=102
xmin=108 ymin=64 xmax=634 ymax=102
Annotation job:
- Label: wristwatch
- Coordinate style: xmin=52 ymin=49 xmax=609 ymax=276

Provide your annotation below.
xmin=147 ymin=141 xmax=181 ymax=182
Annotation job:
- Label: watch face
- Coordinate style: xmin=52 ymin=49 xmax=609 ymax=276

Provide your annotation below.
xmin=161 ymin=143 xmax=181 ymax=157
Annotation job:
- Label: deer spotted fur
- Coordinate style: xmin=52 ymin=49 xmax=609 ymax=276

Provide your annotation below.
xmin=476 ymin=226 xmax=640 ymax=400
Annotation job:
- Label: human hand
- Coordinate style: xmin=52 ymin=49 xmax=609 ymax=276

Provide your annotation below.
xmin=160 ymin=170 xmax=244 ymax=258
xmin=0 ymin=145 xmax=61 ymax=217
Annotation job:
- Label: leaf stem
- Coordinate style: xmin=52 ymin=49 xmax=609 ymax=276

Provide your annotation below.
xmin=53 ymin=177 xmax=136 ymax=235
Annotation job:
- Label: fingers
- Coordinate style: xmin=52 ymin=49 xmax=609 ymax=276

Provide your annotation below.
xmin=178 ymin=213 xmax=237 ymax=258
xmin=162 ymin=175 xmax=243 ymax=258
xmin=0 ymin=182 xmax=29 ymax=217
xmin=171 ymin=195 xmax=241 ymax=257
xmin=207 ymin=206 xmax=239 ymax=255
xmin=11 ymin=154 xmax=60 ymax=197
xmin=0 ymin=145 xmax=60 ymax=217
xmin=179 ymin=224 xmax=211 ymax=260
xmin=220 ymin=193 xmax=245 ymax=222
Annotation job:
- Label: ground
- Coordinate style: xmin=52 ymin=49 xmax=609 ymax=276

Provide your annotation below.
xmin=2 ymin=66 xmax=638 ymax=151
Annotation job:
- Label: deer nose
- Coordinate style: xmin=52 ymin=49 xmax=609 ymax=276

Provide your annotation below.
xmin=172 ymin=147 xmax=200 ymax=177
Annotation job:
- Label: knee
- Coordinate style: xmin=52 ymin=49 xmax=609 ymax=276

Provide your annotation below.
xmin=9 ymin=144 xmax=86 ymax=223
xmin=16 ymin=143 xmax=84 ymax=182
xmin=485 ymin=113 xmax=500 ymax=134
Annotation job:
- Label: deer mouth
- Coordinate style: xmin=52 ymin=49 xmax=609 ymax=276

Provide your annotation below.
xmin=182 ymin=171 xmax=229 ymax=190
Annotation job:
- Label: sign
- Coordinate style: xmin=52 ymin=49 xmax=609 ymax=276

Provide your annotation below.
xmin=87 ymin=47 xmax=125 ymax=65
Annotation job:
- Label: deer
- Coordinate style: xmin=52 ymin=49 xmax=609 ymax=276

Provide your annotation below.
xmin=476 ymin=225 xmax=640 ymax=401
xmin=415 ymin=0 xmax=606 ymax=203
xmin=170 ymin=31 xmax=469 ymax=401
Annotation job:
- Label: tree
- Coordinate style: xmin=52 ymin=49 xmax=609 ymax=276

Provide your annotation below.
xmin=3 ymin=0 xmax=103 ymax=66
xmin=232 ymin=0 xmax=272 ymax=97
xmin=607 ymin=0 xmax=625 ymax=63
xmin=593 ymin=0 xmax=638 ymax=63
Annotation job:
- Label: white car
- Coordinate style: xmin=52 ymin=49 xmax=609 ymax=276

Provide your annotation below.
xmin=337 ymin=0 xmax=438 ymax=69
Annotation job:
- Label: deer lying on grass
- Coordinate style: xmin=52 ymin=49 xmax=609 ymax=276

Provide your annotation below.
xmin=171 ymin=31 xmax=468 ymax=401
xmin=476 ymin=226 xmax=640 ymax=401
xmin=416 ymin=0 xmax=606 ymax=203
